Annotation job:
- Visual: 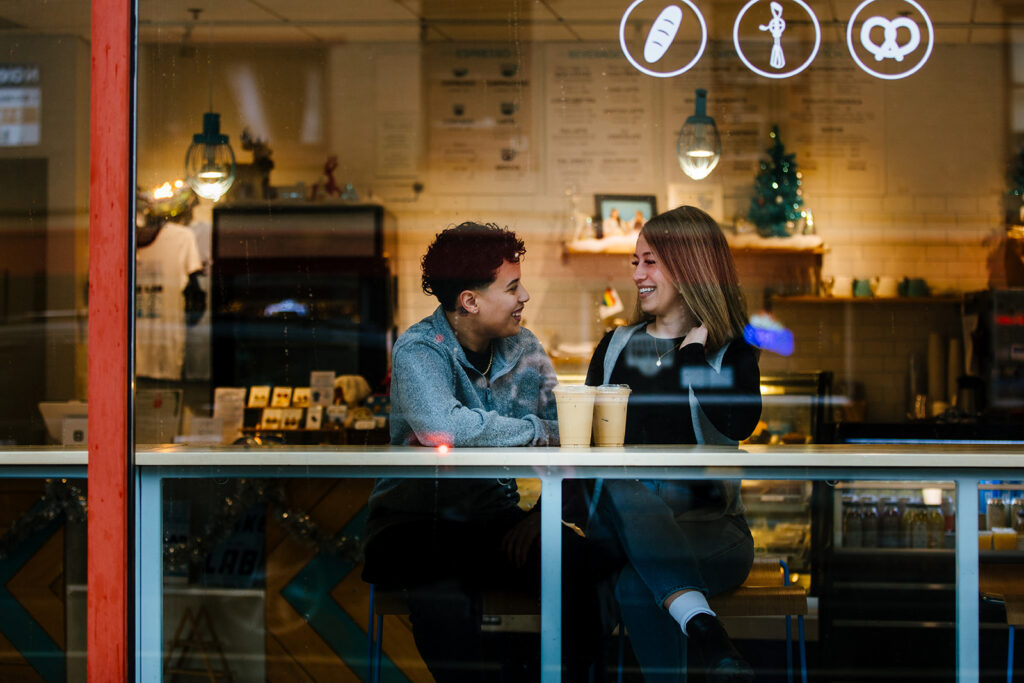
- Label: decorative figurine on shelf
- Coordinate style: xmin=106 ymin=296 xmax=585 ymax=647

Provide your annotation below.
xmin=1007 ymin=144 xmax=1024 ymax=224
xmin=748 ymin=126 xmax=804 ymax=237
xmin=228 ymin=128 xmax=276 ymax=201
xmin=311 ymin=155 xmax=342 ymax=200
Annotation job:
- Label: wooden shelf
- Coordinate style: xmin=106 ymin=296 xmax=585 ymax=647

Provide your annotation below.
xmin=772 ymin=296 xmax=961 ymax=304
xmin=563 ymin=239 xmax=826 ymax=257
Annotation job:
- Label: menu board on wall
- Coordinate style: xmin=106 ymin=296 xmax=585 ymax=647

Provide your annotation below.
xmin=375 ymin=54 xmax=419 ymax=179
xmin=660 ymin=43 xmax=772 ymax=204
xmin=786 ymin=45 xmax=885 ymax=195
xmin=544 ymin=45 xmax=656 ymax=194
xmin=426 ymin=44 xmax=537 ymax=194
xmin=660 ymin=43 xmax=885 ymax=211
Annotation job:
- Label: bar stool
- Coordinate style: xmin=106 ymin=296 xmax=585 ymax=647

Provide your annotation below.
xmin=616 ymin=558 xmax=808 ymax=683
xmin=366 ymin=584 xmax=540 ymax=683
xmin=980 ymin=562 xmax=1024 ymax=683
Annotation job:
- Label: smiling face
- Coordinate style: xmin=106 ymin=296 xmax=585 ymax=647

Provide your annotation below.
xmin=470 ymin=259 xmax=529 ymax=341
xmin=632 ymin=234 xmax=683 ymax=320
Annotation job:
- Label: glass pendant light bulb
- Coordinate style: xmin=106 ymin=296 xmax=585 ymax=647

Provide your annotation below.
xmin=185 ymin=112 xmax=236 ymax=202
xmin=677 ymin=88 xmax=721 ymax=181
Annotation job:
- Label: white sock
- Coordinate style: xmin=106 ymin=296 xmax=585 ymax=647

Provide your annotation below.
xmin=667 ymin=591 xmax=716 ymax=636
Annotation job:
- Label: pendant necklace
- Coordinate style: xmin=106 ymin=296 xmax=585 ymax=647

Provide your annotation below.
xmin=653 ymin=337 xmax=675 ymax=367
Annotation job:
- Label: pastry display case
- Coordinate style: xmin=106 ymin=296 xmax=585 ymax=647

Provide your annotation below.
xmin=741 ymin=371 xmax=834 ymax=579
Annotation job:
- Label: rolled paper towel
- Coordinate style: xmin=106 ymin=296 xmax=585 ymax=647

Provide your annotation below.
xmin=927 ymin=333 xmax=945 ymax=405
xmin=947 ymin=338 xmax=961 ymax=405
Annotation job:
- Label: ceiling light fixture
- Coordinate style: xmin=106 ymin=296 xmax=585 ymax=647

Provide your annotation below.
xmin=677 ymin=88 xmax=721 ymax=181
xmin=184 ymin=9 xmax=235 ymax=202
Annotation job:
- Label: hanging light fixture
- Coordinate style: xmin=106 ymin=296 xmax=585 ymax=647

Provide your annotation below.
xmin=184 ymin=10 xmax=235 ymax=202
xmin=185 ymin=112 xmax=235 ymax=201
xmin=677 ymin=88 xmax=721 ymax=181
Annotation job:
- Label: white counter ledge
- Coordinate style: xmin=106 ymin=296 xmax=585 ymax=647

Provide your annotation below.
xmin=0 ymin=448 xmax=88 ymax=466
xmin=132 ymin=443 xmax=1024 ymax=471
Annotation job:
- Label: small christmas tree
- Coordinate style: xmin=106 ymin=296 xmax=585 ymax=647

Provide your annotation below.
xmin=749 ymin=126 xmax=804 ymax=237
xmin=1010 ymin=145 xmax=1024 ymax=200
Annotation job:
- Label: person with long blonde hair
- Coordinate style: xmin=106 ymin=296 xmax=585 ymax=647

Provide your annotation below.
xmin=585 ymin=206 xmax=761 ymax=682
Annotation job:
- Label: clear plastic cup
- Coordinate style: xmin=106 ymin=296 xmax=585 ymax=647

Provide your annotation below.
xmin=552 ymin=384 xmax=596 ymax=447
xmin=592 ymin=384 xmax=631 ymax=447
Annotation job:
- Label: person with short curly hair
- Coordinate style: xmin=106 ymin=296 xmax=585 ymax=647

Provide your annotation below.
xmin=420 ymin=221 xmax=526 ymax=312
xmin=364 ymin=222 xmax=615 ymax=682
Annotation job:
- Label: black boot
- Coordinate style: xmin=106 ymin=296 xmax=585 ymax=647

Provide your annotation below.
xmin=686 ymin=613 xmax=755 ymax=683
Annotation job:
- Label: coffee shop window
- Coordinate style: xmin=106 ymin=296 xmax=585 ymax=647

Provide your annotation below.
xmin=0 ymin=0 xmax=91 ymax=680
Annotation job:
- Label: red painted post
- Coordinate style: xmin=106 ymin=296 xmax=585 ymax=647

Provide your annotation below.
xmin=88 ymin=0 xmax=132 ymax=677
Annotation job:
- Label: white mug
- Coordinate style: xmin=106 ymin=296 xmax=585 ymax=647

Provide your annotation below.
xmin=831 ymin=276 xmax=853 ymax=298
xmin=875 ymin=276 xmax=898 ymax=298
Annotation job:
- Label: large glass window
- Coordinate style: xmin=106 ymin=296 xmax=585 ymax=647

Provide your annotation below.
xmin=0 ymin=1 xmax=90 ymax=680
xmin=136 ymin=1 xmax=1024 ymax=680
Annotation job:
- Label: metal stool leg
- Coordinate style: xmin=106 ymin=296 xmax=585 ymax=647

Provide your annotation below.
xmin=374 ymin=613 xmax=384 ymax=683
xmin=616 ymin=621 xmax=625 ymax=683
xmin=367 ymin=584 xmax=376 ymax=683
xmin=785 ymin=614 xmax=794 ymax=683
xmin=798 ymin=614 xmax=808 ymax=683
xmin=1009 ymin=624 xmax=1015 ymax=683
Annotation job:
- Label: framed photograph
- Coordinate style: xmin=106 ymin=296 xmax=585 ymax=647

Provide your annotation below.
xmin=594 ymin=194 xmax=657 ymax=237
xmin=270 ymin=386 xmax=293 ymax=408
xmin=247 ymin=385 xmax=271 ymax=408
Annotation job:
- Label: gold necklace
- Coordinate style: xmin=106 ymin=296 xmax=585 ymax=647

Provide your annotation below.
xmin=653 ymin=337 xmax=675 ymax=367
xmin=483 ymin=346 xmax=493 ymax=375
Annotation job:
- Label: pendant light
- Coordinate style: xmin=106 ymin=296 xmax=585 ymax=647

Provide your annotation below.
xmin=676 ymin=88 xmax=721 ymax=181
xmin=184 ymin=10 xmax=235 ymax=202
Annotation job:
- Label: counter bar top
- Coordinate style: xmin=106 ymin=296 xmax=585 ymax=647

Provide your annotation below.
xmin=0 ymin=448 xmax=88 ymax=466
xmin=130 ymin=443 xmax=1024 ymax=473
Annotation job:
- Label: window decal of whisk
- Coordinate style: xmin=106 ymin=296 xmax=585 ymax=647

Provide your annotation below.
xmin=759 ymin=1 xmax=787 ymax=69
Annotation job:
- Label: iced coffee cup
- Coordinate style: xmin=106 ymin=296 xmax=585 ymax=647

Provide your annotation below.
xmin=593 ymin=384 xmax=631 ymax=447
xmin=552 ymin=384 xmax=596 ymax=447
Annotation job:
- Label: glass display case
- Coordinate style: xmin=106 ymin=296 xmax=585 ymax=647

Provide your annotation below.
xmin=741 ymin=371 xmax=833 ymax=579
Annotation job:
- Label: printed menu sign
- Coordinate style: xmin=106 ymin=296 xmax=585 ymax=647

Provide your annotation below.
xmin=0 ymin=64 xmax=40 ymax=147
xmin=786 ymin=46 xmax=885 ymax=194
xmin=426 ymin=44 xmax=537 ymax=194
xmin=544 ymin=45 xmax=656 ymax=193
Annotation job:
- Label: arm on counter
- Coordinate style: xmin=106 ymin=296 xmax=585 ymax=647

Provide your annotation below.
xmin=391 ymin=339 xmax=558 ymax=447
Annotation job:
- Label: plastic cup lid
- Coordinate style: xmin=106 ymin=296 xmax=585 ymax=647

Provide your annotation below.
xmin=553 ymin=384 xmax=596 ymax=393
xmin=596 ymin=383 xmax=631 ymax=394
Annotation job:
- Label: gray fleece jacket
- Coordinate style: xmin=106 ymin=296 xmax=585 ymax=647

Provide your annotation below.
xmin=365 ymin=306 xmax=559 ymax=539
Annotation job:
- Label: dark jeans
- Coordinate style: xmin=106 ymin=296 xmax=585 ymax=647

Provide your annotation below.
xmin=587 ymin=479 xmax=754 ymax=682
xmin=362 ymin=507 xmax=620 ymax=683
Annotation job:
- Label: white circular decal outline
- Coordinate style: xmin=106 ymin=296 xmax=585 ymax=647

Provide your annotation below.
xmin=846 ymin=0 xmax=934 ymax=80
xmin=733 ymin=0 xmax=821 ymax=79
xmin=619 ymin=0 xmax=708 ymax=78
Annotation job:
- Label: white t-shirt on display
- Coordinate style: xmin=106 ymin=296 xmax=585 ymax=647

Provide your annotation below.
xmin=135 ymin=223 xmax=202 ymax=380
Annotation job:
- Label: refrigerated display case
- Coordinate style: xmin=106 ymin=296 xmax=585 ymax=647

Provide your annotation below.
xmin=818 ymin=472 xmax=1024 ymax=681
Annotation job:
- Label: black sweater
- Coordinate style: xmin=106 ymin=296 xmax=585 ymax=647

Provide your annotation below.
xmin=585 ymin=325 xmax=762 ymax=445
